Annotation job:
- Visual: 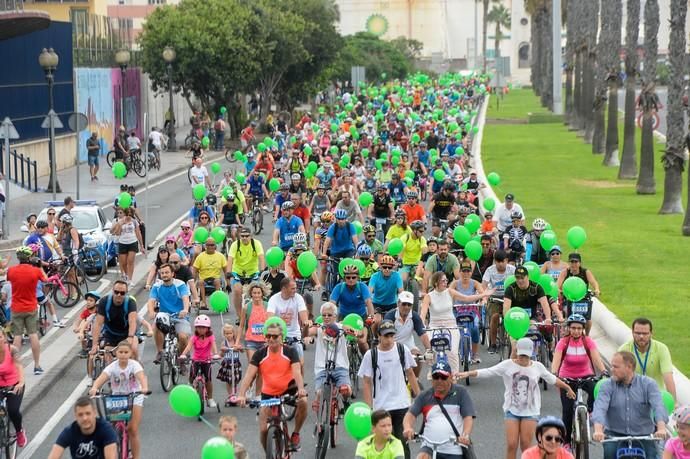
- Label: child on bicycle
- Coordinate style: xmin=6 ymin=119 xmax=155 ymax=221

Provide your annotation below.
xmin=180 ymin=314 xmax=220 ymax=408
xmin=89 ymin=340 xmax=149 ymax=459
xmin=74 ymin=291 xmax=99 ymax=358
xmin=217 ymin=323 xmax=243 ymax=406
xmin=219 ymin=416 xmax=249 ymax=459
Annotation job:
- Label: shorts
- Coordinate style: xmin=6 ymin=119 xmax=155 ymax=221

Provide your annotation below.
xmin=399 ymin=264 xmax=418 ymax=274
xmin=504 ymin=411 xmax=539 ymax=421
xmin=190 ymin=361 xmax=212 ymax=381
xmin=261 ymin=379 xmax=298 ymax=400
xmin=314 ymin=367 xmax=350 ymax=391
xmin=118 ymin=241 xmax=139 ymax=255
xmin=132 ymin=394 xmax=145 ymax=407
xmin=431 ymin=216 xmax=450 ymax=227
xmin=10 ymin=311 xmax=38 ymax=336
xmin=102 ymin=331 xmax=127 ymax=347
xmin=240 ymin=138 xmax=249 ymax=148
xmin=87 ymin=155 xmax=99 ymax=167
xmin=230 ymin=272 xmax=259 ymax=287
xmin=419 ymin=446 xmax=462 ymax=459
xmin=172 ymin=317 xmax=192 ymax=336
xmin=373 ymin=303 xmax=397 ymax=315
xmin=244 ymin=340 xmax=265 ymax=351
xmin=285 ymin=337 xmax=304 ymax=359
xmin=487 ymin=298 xmax=503 ymax=318
xmin=337 ymin=311 xmax=367 ymax=322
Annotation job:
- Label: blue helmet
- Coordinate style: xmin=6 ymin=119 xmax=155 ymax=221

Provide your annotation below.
xmin=566 ymin=314 xmax=586 ymax=326
xmin=357 ymin=244 xmax=372 ymax=258
xmin=535 ymin=416 xmax=566 ymax=440
xmin=334 ymin=209 xmax=348 ymax=220
xmin=84 ymin=291 xmax=101 ymax=301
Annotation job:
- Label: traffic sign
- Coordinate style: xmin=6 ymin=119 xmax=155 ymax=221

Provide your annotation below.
xmin=41 ymin=109 xmax=63 ymax=129
xmin=68 ymin=112 xmax=88 ymax=132
xmin=0 ymin=117 xmax=19 ymax=139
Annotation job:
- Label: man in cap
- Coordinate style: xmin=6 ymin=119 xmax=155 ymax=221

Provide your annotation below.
xmin=383 ymin=291 xmax=432 ymax=378
xmin=493 ymin=193 xmax=525 ymax=233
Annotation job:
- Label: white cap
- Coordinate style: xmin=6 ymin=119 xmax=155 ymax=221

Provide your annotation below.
xmin=516 ymin=337 xmax=534 ymax=357
xmin=398 ymin=291 xmax=414 ymax=304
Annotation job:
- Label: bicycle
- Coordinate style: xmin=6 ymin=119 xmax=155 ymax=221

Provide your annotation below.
xmin=92 ymin=390 xmax=151 ymax=459
xmin=491 ymin=298 xmax=511 ymax=361
xmin=248 ymin=394 xmax=300 ymax=459
xmin=373 ymin=217 xmax=388 ymax=245
xmin=454 ymin=304 xmax=481 ymax=385
xmin=37 ymin=298 xmax=48 ymax=337
xmin=184 ymin=129 xmax=200 ymax=150
xmin=563 ymin=375 xmax=600 ymax=459
xmin=410 ymin=433 xmax=468 ymax=459
xmin=425 ymin=327 xmax=458 ymax=368
xmin=183 ymin=357 xmax=221 ymax=419
xmin=0 ymin=388 xmax=17 ymax=459
xmin=43 ymin=262 xmax=81 ymax=308
xmin=525 ymin=322 xmax=551 ymax=390
xmin=346 ymin=334 xmax=362 ymax=399
xmin=89 ymin=342 xmax=113 ymax=394
xmin=157 ymin=313 xmax=182 ymax=392
xmin=79 ymin=234 xmax=107 ymax=282
xmin=106 ymin=149 xmax=145 ymax=178
xmin=249 ymin=194 xmax=264 ymax=235
xmin=321 ymin=256 xmax=343 ymax=296
xmin=600 ymin=435 xmax=659 ymax=459
xmin=313 ymin=325 xmax=345 ymax=459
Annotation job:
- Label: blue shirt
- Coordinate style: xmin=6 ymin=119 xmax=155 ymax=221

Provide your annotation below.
xmin=388 ymin=181 xmax=407 ymax=204
xmin=247 ymin=174 xmax=265 ymax=196
xmin=188 ymin=205 xmax=215 ymax=223
xmin=24 ymin=233 xmax=53 ymax=262
xmin=445 ymin=143 xmax=459 ymax=157
xmin=245 ymin=159 xmax=257 ymax=174
xmin=368 ymin=271 xmax=402 ymax=305
xmin=330 ymin=281 xmax=371 ymax=317
xmin=149 ymin=279 xmax=191 ymax=314
xmin=417 ymin=149 xmax=430 ymax=167
xmin=326 ymin=222 xmax=356 ymax=255
xmin=316 ymin=170 xmax=335 ymax=187
xmin=276 ymin=215 xmax=304 ymax=250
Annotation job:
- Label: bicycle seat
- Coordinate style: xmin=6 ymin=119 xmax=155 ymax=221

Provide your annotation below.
xmin=430 ymin=336 xmax=451 ymax=350
xmin=525 ymin=330 xmax=543 ymax=340
xmin=455 ymin=313 xmax=475 ymax=324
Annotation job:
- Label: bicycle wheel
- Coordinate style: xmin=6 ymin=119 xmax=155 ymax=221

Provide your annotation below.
xmin=193 ymin=378 xmax=206 ymax=417
xmin=106 ymin=150 xmax=117 ymax=167
xmin=540 ymin=343 xmax=549 ymax=390
xmin=573 ymin=408 xmax=590 ymax=459
xmin=405 ymin=278 xmax=420 ymax=313
xmin=225 ymin=148 xmax=237 ymax=163
xmin=52 ymin=281 xmax=82 ymax=308
xmin=132 ymin=157 xmax=146 ymax=178
xmin=329 ymin=394 xmax=339 ymax=448
xmin=38 ymin=303 xmax=47 ymax=337
xmin=462 ymin=336 xmax=471 ymax=385
xmin=187 ymin=166 xmax=192 ymax=184
xmin=114 ymin=421 xmax=126 ymax=459
xmin=160 ymin=353 xmax=173 ymax=392
xmin=1 ymin=416 xmax=16 ymax=459
xmin=265 ymin=425 xmax=284 ymax=459
xmin=184 ymin=135 xmax=193 ymax=149
xmin=314 ymin=383 xmax=331 ymax=459
xmin=80 ymin=248 xmax=106 ymax=282
xmin=252 ymin=208 xmax=262 ymax=235
xmin=92 ymin=355 xmax=104 ymax=380
xmin=498 ymin=328 xmax=509 ymax=361
xmin=347 ymin=346 xmax=361 ymax=398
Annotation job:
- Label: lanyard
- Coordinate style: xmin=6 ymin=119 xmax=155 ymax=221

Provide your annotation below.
xmin=633 ymin=344 xmax=650 ymax=375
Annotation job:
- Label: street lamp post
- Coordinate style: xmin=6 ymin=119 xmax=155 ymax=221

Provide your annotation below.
xmin=115 ymin=49 xmax=131 ymax=130
xmin=162 ymin=46 xmax=176 ymax=151
xmin=39 ymin=47 xmax=61 ymax=198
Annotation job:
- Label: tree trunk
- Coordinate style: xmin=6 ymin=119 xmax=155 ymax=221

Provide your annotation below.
xmin=564 ymin=0 xmax=575 ymax=124
xmin=591 ymin=94 xmax=605 ymax=154
xmin=619 ymin=0 xmax=640 ymax=179
xmin=603 ymin=84 xmax=620 ymax=165
xmin=636 ymin=0 xmax=659 ymax=194
xmin=602 ymin=0 xmax=622 ymax=166
xmin=683 ymin=165 xmax=690 ymax=235
xmin=592 ymin=0 xmax=609 ymax=155
xmin=531 ymin=11 xmax=541 ymax=95
xmin=482 ymin=0 xmax=489 ymax=73
xmin=582 ymin=0 xmax=599 ymax=144
xmin=541 ymin=5 xmax=553 ymax=109
xmin=659 ymin=0 xmax=687 ymax=214
xmin=572 ymin=48 xmax=584 ymax=131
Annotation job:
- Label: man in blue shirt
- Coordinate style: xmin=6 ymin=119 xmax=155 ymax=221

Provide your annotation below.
xmin=321 ymin=209 xmax=358 ymax=259
xmin=331 ymin=264 xmax=375 ymax=353
xmin=273 ymin=184 xmax=291 ymax=220
xmin=443 ymin=136 xmax=460 ymax=157
xmin=368 ymin=255 xmax=403 ymax=316
xmin=272 ymin=201 xmax=305 ymax=252
xmin=188 ymin=200 xmax=215 ymax=224
xmin=147 ymin=263 xmax=192 ymax=364
xmin=416 ymin=142 xmax=430 ymax=168
xmin=246 ymin=167 xmax=268 ymax=200
xmin=24 ymin=220 xmax=55 ymax=262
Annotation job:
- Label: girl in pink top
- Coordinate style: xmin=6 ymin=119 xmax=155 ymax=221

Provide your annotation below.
xmin=180 ymin=314 xmax=220 ymax=408
xmin=0 ymin=329 xmax=26 ymax=447
xmin=521 ymin=416 xmax=574 ymax=459
xmin=237 ymin=281 xmax=270 ymax=394
xmin=664 ymin=405 xmax=690 ymax=459
xmin=550 ymin=314 xmax=607 ymax=446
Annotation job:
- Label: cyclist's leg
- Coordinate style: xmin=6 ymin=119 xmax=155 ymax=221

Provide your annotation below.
xmin=488 ymin=300 xmax=500 ymax=349
xmin=174 ymin=319 xmax=191 ymax=354
xmin=312 ymin=370 xmax=326 ymax=411
xmin=231 ymin=277 xmax=243 ymax=318
xmin=204 ymin=363 xmax=214 ymax=400
xmin=470 ymin=316 xmax=480 ymax=361
xmin=518 ymin=418 xmax=538 ymax=456
xmin=258 ymin=406 xmax=269 ymax=451
xmin=560 ymin=380 xmax=576 ymax=442
xmin=5 ymin=390 xmax=23 ymax=433
xmin=129 ymin=398 xmax=144 ymax=459
xmin=388 ymin=407 xmax=410 ymax=458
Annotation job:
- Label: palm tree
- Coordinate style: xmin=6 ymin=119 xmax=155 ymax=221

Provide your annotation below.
xmin=591 ymin=0 xmax=607 ymax=153
xmin=636 ymin=0 xmax=659 ymax=195
xmin=658 ymin=0 xmax=687 ymax=214
xmin=525 ymin=0 xmax=543 ymax=96
xmin=479 ymin=0 xmax=500 ymax=73
xmin=618 ymin=0 xmax=640 ymax=179
xmin=582 ymin=0 xmax=600 ymax=144
xmin=602 ymin=0 xmax=622 ymax=167
xmin=539 ymin=1 xmax=553 ymax=109
xmin=488 ymin=4 xmax=511 ymax=59
xmin=564 ymin=0 xmax=575 ymax=124
xmin=570 ymin=0 xmax=586 ymax=131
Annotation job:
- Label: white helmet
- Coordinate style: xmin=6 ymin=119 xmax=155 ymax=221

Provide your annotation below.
xmin=532 ymin=218 xmax=547 ymax=231
xmin=293 ymin=232 xmax=307 ymax=244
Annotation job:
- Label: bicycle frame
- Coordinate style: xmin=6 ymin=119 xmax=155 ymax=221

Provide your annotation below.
xmin=0 ymin=389 xmax=17 ymax=458
xmin=412 ymin=434 xmax=467 ymax=459
xmin=314 ymin=326 xmax=344 ymax=458
xmin=93 ymin=391 xmax=150 ymax=459
xmin=563 ymin=376 xmax=598 ymax=458
xmin=249 ymin=395 xmax=298 ymax=458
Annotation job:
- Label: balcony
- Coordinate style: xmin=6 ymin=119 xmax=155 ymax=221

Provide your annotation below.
xmin=0 ymin=0 xmax=51 ymax=40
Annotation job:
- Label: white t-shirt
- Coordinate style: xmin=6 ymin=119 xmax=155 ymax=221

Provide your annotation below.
xmin=189 ymin=165 xmax=209 ymax=188
xmin=102 ymin=359 xmax=144 ymax=395
xmin=313 ymin=325 xmax=349 ymax=374
xmin=127 ymin=136 xmax=141 ymax=151
xmin=475 ymin=359 xmax=556 ymax=417
xmin=358 ymin=344 xmax=417 ymax=411
xmin=494 ymin=202 xmax=525 ymax=232
xmin=148 ymin=131 xmax=163 ymax=148
xmin=482 ymin=264 xmax=516 ymax=298
xmin=266 ymin=293 xmax=307 ymax=339
xmin=117 ymin=219 xmax=139 ymax=245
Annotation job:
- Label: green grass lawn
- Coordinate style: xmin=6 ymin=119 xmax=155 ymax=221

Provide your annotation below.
xmin=482 ymin=89 xmax=690 ymax=373
xmin=486 ymin=90 xmax=551 ymax=119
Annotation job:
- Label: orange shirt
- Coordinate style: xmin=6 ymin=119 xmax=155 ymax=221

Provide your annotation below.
xmin=480 ymin=220 xmax=496 ymax=234
xmin=250 ymin=345 xmax=300 ymax=396
xmin=401 ymin=203 xmax=426 ymax=223
xmin=521 ymin=445 xmax=573 ymax=459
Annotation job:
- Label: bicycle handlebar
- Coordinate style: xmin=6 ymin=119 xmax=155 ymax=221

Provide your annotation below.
xmin=600 ymin=435 xmax=659 ymax=443
xmin=411 ymin=434 xmax=468 ymax=449
xmin=247 ymin=393 xmax=299 ymax=409
xmin=91 ymin=390 xmax=152 ymax=398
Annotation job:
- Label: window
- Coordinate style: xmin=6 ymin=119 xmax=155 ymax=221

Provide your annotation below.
xmin=148 ymin=0 xmax=166 ymax=4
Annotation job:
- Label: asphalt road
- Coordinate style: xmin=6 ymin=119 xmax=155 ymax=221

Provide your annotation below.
xmin=18 ymin=165 xmax=606 ymax=458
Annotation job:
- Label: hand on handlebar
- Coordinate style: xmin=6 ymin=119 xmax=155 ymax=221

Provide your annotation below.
xmin=403 ymin=428 xmax=416 ymax=441
xmin=236 ymin=395 xmax=247 ymax=407
xmin=592 ymin=431 xmax=605 ymax=442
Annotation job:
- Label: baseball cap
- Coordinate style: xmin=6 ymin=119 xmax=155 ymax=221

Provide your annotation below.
xmin=549 ymin=245 xmax=562 ymax=254
xmin=431 ymin=361 xmax=452 ymax=376
xmin=515 ymin=266 xmax=529 ymax=277
xmin=569 ymin=253 xmax=582 ymax=262
xmin=505 ymin=193 xmax=514 ymax=201
xmin=378 ymin=320 xmax=397 ymax=336
xmin=516 ymin=337 xmax=534 ymax=356
xmin=460 ymin=261 xmax=472 ymax=271
xmin=469 ymin=170 xmax=477 ymax=175
xmin=399 ymin=291 xmax=414 ymax=304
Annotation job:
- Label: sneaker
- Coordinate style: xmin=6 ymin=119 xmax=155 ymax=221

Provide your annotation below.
xmin=79 ymin=349 xmax=89 ymax=359
xmin=153 ymin=351 xmax=162 ymax=364
xmin=320 ymin=292 xmax=328 ymax=302
xmin=208 ymin=399 xmax=217 ymax=409
xmin=487 ymin=345 xmax=497 ymax=354
xmin=290 ymin=432 xmax=301 ymax=451
xmin=471 ymin=357 xmax=482 ymax=364
xmin=53 ymin=320 xmax=66 ymax=328
xmin=16 ymin=429 xmax=27 ymax=447
xmin=33 ymin=366 xmax=44 ymax=376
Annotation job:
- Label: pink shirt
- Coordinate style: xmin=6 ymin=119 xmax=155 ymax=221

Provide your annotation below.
xmin=556 ymin=336 xmax=596 ymax=379
xmin=521 ymin=445 xmax=574 ymax=459
xmin=191 ymin=335 xmax=214 ymax=362
xmin=245 ymin=301 xmax=268 ymax=342
xmin=0 ymin=345 xmax=18 ymax=387
xmin=665 ymin=438 xmax=690 ymax=459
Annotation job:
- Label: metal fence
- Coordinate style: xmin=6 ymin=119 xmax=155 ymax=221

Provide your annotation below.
xmin=72 ymin=12 xmax=141 ymax=68
xmin=0 ymin=0 xmax=23 ymax=11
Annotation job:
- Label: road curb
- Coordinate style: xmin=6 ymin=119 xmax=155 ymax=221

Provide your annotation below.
xmin=472 ymin=95 xmax=690 ymax=404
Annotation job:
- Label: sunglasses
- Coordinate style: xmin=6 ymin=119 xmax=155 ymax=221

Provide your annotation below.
xmin=432 ymin=374 xmax=449 ymax=380
xmin=401 ymin=302 xmax=413 ymax=307
xmin=265 ymin=334 xmax=281 ymax=340
xmin=240 ymin=235 xmax=250 ymax=238
xmin=381 ymin=266 xmax=393 ymax=270
xmin=345 ymin=275 xmax=358 ymax=280
xmin=322 ymin=313 xmax=334 ymax=317
xmin=461 ymin=269 xmax=472 ymax=273
xmin=543 ymin=435 xmax=563 ymax=443
xmin=206 ymin=243 xmax=216 ymax=247
xmin=181 ymin=227 xmax=190 ymax=230
xmin=170 ymin=261 xmax=180 ymax=265
xmin=48 ymin=212 xmax=56 ymax=215
xmin=113 ymin=290 xmax=127 ymax=296
xmin=200 ymin=217 xmax=209 ymax=220
xmin=481 ymin=243 xmax=490 ymax=247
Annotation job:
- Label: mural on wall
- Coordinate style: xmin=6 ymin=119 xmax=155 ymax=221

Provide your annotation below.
xmin=75 ymin=68 xmax=114 ymax=162
xmin=111 ymin=68 xmax=141 ymax=138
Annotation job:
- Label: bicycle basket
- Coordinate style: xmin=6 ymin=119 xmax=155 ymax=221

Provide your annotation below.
xmin=455 ymin=313 xmax=475 ymax=324
xmin=616 ymin=446 xmax=646 ymax=459
xmin=102 ymin=395 xmax=133 ymax=422
xmin=430 ymin=332 xmax=451 ymax=350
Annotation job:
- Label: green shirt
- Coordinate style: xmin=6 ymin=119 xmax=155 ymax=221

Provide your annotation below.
xmin=355 ymin=434 xmax=405 ymax=459
xmin=424 ymin=253 xmax=460 ymax=278
xmin=618 ymin=340 xmax=674 ymax=390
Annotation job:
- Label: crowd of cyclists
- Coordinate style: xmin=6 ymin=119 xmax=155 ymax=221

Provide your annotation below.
xmin=0 ymin=73 xmax=686 ymax=459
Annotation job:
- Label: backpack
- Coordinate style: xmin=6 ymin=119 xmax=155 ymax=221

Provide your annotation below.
xmin=104 ymin=294 xmax=130 ymax=334
xmin=371 ymin=343 xmax=408 ymax=398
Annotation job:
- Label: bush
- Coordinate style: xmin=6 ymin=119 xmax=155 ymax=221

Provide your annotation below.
xmin=656 ymin=61 xmax=670 ymax=86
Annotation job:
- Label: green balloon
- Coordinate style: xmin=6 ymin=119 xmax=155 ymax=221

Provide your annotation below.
xmin=504 ymin=307 xmax=531 ymax=340
xmin=483 ymin=197 xmax=496 ymax=211
xmin=113 ymin=161 xmax=127 ymax=179
xmin=341 ymin=154 xmax=351 ymax=166
xmin=233 ymin=150 xmax=243 ymax=161
xmin=593 ymin=378 xmax=608 ymax=399
xmin=192 ymin=184 xmax=207 ymax=201
xmin=201 ymin=436 xmax=234 ymax=459
xmin=487 ymin=172 xmax=501 ymax=186
xmin=540 ymin=230 xmax=557 ymax=251
xmin=375 ymin=159 xmax=384 ymax=170
xmin=361 ymin=148 xmax=370 ymax=158
xmin=268 ymin=178 xmax=281 ymax=192
xmin=379 ymin=152 xmax=388 ymax=162
xmin=344 ymin=402 xmax=372 ymax=440
xmin=343 ymin=313 xmax=364 ymax=332
xmin=315 ymin=315 xmax=323 ymax=325
xmin=257 ymin=143 xmax=267 ymax=153
xmin=210 ymin=162 xmax=221 ymax=175
xmin=220 ymin=106 xmax=227 ymax=114
xmin=308 ymin=161 xmax=318 ymax=173
xmin=265 ymin=247 xmax=284 ymax=268
xmin=453 ymin=225 xmax=471 ymax=246
xmin=330 ymin=146 xmax=339 ymax=155
xmin=464 ymin=214 xmax=481 ymax=233
xmin=567 ymin=226 xmax=587 ymax=249
xmin=210 ymin=227 xmax=226 ymax=244
xmin=352 ymin=259 xmax=366 ymax=276
xmin=405 ymin=170 xmax=415 ymax=180
xmin=353 ymin=221 xmax=363 ymax=235
xmin=538 ymin=273 xmax=554 ymax=291
xmin=357 ymin=192 xmax=373 ymax=209
xmin=562 ymin=277 xmax=587 ymax=301
xmin=304 ymin=169 xmax=314 ymax=179
xmin=209 ymin=290 xmax=229 ymax=313
xmin=505 ymin=274 xmax=516 ymax=289
xmin=263 ymin=136 xmax=273 ymax=147
xmin=433 ymin=168 xmax=446 ymax=182
xmin=330 ymin=123 xmax=339 ymax=133
xmin=169 ymin=384 xmax=201 ymax=417
xmin=464 ymin=240 xmax=482 ymax=261
xmin=523 ymin=261 xmax=540 ymax=282
xmin=235 ymin=173 xmax=246 ymax=185
xmin=339 ymin=159 xmax=347 ymax=169
xmin=411 ymin=133 xmax=421 ymax=144
xmin=472 ymin=126 xmax=479 ymax=134
xmin=193 ymin=227 xmax=209 ymax=244
xmin=297 ymin=251 xmax=318 ymax=277
xmin=404 ymin=177 xmax=413 ymax=187
xmin=661 ymin=390 xmax=675 ymax=414
xmin=338 ymin=257 xmax=355 ymax=278
xmin=118 ymin=192 xmax=132 ymax=209
xmin=388 ymin=238 xmax=404 ymax=256
xmin=201 ymin=136 xmax=210 ymax=147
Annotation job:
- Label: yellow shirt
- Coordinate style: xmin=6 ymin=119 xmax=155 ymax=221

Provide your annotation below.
xmin=385 ymin=224 xmax=412 ymax=242
xmin=229 ymin=239 xmax=264 ymax=276
xmin=618 ymin=340 xmax=674 ymax=390
xmin=400 ymin=234 xmax=427 ymax=265
xmin=193 ymin=251 xmax=227 ymax=280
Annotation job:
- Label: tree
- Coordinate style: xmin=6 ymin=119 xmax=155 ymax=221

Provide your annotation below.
xmin=636 ymin=0 xmax=660 ymax=194
xmin=564 ymin=0 xmax=576 ymax=125
xmin=487 ymin=4 xmax=511 ymax=59
xmin=658 ymin=0 xmax=687 ymax=214
xmin=390 ymin=37 xmax=424 ymax=62
xmin=592 ymin=0 xmax=613 ymax=156
xmin=618 ymin=0 xmax=640 ymax=179
xmin=479 ymin=0 xmax=500 ymax=73
xmin=582 ymin=0 xmax=600 ymax=144
xmin=602 ymin=0 xmax=622 ymax=167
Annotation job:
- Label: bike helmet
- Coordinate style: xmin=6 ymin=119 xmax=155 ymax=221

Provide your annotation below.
xmin=377 ymin=183 xmax=387 ymax=191
xmin=180 ymin=221 xmax=191 ymax=228
xmin=155 ymin=313 xmax=173 ymax=334
xmin=226 ymin=192 xmax=235 ymax=201
xmin=15 ymin=245 xmax=33 ymax=260
xmin=334 ymin=209 xmax=348 ymax=220
xmin=363 ymin=224 xmax=376 ymax=234
xmin=356 ymin=244 xmax=372 ymax=258
xmin=60 ymin=214 xmax=73 ymax=224
xmin=27 ymin=243 xmax=42 ymax=254
xmin=84 ymin=291 xmax=101 ymax=301
xmin=532 ymin=218 xmax=547 ymax=231
xmin=535 ymin=416 xmax=566 ymax=440
xmin=320 ymin=211 xmax=334 ymax=223
xmin=263 ymin=316 xmax=287 ymax=338
xmin=458 ymin=206 xmax=471 ymax=216
xmin=206 ymin=194 xmax=217 ymax=206
xmin=435 ymin=159 xmax=443 ymax=166
xmin=673 ymin=405 xmax=690 ymax=425
xmin=279 ymin=183 xmax=290 ymax=191
xmin=419 ymin=141 xmax=427 ymax=147
xmin=317 ymin=184 xmax=326 ymax=190
xmin=391 ymin=173 xmax=400 ymax=180
xmin=394 ymin=209 xmax=406 ymax=219
xmin=379 ymin=255 xmax=396 ymax=267
xmin=293 ymin=232 xmax=307 ymax=244
xmin=443 ymin=181 xmax=455 ymax=191
xmin=246 ymin=151 xmax=255 ymax=158
xmin=406 ymin=191 xmax=418 ymax=199
xmin=291 ymin=173 xmax=301 ymax=181
xmin=281 ymin=201 xmax=295 ymax=211
xmin=410 ymin=220 xmax=425 ymax=232
xmin=342 ymin=264 xmax=360 ymax=276
xmin=566 ymin=314 xmax=587 ymax=326
xmin=510 ymin=211 xmax=523 ymax=220
xmin=36 ymin=220 xmax=48 ymax=229
xmin=194 ymin=314 xmax=212 ymax=328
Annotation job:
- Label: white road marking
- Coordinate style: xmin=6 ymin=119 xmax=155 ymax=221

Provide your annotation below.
xmin=148 ymin=210 xmax=192 ymax=247
xmin=18 ymin=376 xmax=90 ymax=459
